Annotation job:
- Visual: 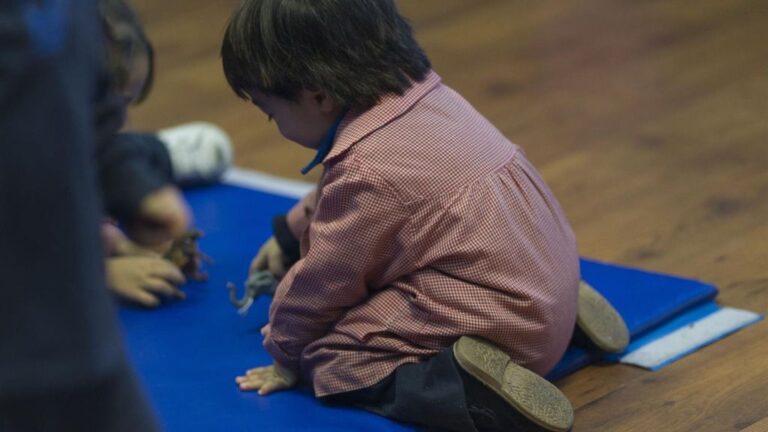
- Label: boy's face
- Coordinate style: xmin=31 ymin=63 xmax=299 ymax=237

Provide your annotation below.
xmin=248 ymin=89 xmax=342 ymax=150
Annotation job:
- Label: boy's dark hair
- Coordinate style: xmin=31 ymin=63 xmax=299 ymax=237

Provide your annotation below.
xmin=99 ymin=0 xmax=155 ymax=104
xmin=221 ymin=0 xmax=431 ymax=110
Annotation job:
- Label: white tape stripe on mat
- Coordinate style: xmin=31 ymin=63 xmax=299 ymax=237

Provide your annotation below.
xmin=620 ymin=307 xmax=762 ymax=370
xmin=222 ymin=167 xmax=315 ymax=199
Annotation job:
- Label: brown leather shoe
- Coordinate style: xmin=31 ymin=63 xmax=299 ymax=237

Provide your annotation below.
xmin=453 ymin=336 xmax=574 ymax=432
xmin=577 ymin=281 xmax=630 ymax=353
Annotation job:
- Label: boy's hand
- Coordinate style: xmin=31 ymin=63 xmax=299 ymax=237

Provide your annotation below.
xmin=261 ymin=323 xmax=271 ymax=338
xmin=129 ymin=186 xmax=191 ymax=248
xmin=249 ymin=236 xmax=287 ymax=278
xmin=102 ymin=221 xmax=172 ymax=257
xmin=235 ymin=362 xmax=298 ymax=395
xmin=106 ymin=255 xmax=187 ymax=307
xmin=114 ymin=234 xmax=168 ymax=258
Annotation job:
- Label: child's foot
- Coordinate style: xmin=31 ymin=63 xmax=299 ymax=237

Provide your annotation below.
xmin=158 ymin=122 xmax=233 ymax=185
xmin=576 ymin=281 xmax=629 ymax=353
xmin=453 ymin=336 xmax=574 ymax=432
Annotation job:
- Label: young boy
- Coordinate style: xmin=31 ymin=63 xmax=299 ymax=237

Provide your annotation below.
xmin=224 ymin=1 xmax=626 ymax=431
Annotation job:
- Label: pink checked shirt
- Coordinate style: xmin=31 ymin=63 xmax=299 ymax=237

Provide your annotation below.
xmin=265 ymin=71 xmax=580 ymax=397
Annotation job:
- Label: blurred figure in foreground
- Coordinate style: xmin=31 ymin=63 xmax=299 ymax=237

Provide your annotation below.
xmin=0 ymin=0 xmax=171 ymax=429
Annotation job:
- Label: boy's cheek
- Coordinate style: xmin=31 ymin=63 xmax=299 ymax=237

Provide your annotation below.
xmin=275 ymin=123 xmax=299 ymax=145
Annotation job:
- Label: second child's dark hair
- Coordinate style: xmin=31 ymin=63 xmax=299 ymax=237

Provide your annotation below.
xmin=100 ymin=0 xmax=155 ymax=104
xmin=221 ymin=0 xmax=431 ymax=110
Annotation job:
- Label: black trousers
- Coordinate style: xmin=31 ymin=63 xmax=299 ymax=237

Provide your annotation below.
xmin=323 ymin=348 xmax=479 ymax=432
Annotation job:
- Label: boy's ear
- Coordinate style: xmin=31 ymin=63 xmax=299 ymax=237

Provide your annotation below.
xmin=306 ymin=89 xmax=338 ymax=114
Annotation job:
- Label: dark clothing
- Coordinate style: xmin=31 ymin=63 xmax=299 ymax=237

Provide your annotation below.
xmin=0 ymin=0 xmax=121 ymax=395
xmin=100 ymin=132 xmax=174 ymax=222
xmin=0 ymin=364 xmax=158 ymax=432
xmin=323 ymin=348 xmax=547 ymax=432
xmin=323 ymin=348 xmax=479 ymax=432
xmin=272 ymin=214 xmax=302 ymax=264
xmin=0 ymin=0 xmax=157 ymax=429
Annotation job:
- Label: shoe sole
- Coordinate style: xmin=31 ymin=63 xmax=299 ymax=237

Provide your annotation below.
xmin=577 ymin=281 xmax=629 ymax=353
xmin=453 ymin=336 xmax=574 ymax=432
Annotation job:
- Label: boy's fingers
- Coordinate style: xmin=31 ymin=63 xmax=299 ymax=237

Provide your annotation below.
xmin=119 ymin=239 xmax=162 ymax=258
xmin=149 ymin=260 xmax=186 ymax=284
xmin=236 ymin=374 xmax=263 ymax=384
xmin=144 ymin=277 xmax=186 ymax=299
xmin=258 ymin=380 xmax=286 ymax=396
xmin=235 ymin=365 xmax=292 ymax=394
xmin=235 ymin=375 xmax=254 ymax=384
xmin=237 ymin=377 xmax=265 ymax=391
xmin=129 ymin=289 xmax=161 ymax=308
xmin=143 ymin=277 xmax=175 ymax=295
xmin=246 ymin=367 xmax=271 ymax=377
xmin=267 ymin=251 xmax=286 ymax=277
xmin=249 ymin=252 xmax=266 ymax=274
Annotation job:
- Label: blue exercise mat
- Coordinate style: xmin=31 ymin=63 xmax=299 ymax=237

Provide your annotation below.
xmin=546 ymin=258 xmax=717 ymax=380
xmin=118 ymin=182 xmax=721 ymax=431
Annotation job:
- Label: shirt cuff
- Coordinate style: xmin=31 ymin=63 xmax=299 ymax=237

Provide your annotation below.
xmin=272 ymin=215 xmax=301 ymax=265
xmin=263 ymin=334 xmax=300 ymax=373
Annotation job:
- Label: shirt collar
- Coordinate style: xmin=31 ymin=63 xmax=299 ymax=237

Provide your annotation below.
xmin=301 ymin=112 xmax=347 ymax=175
xmin=322 ymin=71 xmax=442 ymax=165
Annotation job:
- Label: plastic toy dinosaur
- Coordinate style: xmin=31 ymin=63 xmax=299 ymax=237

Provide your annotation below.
xmin=164 ymin=229 xmax=211 ymax=281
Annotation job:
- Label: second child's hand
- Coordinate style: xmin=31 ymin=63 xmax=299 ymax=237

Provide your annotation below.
xmin=107 ymin=255 xmax=186 ymax=307
xmin=130 ymin=186 xmax=191 ymax=248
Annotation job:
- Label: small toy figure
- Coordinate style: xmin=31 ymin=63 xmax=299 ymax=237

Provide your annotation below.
xmin=227 ymin=271 xmax=278 ymax=316
xmin=164 ymin=229 xmax=211 ymax=281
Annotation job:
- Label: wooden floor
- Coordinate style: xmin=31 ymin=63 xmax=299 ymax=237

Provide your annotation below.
xmin=130 ymin=1 xmax=768 ymax=430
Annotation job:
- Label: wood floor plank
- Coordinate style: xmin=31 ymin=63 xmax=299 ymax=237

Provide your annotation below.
xmin=740 ymin=416 xmax=768 ymax=432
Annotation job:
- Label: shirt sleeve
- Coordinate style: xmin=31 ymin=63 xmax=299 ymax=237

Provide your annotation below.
xmin=264 ymin=160 xmax=411 ymax=371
